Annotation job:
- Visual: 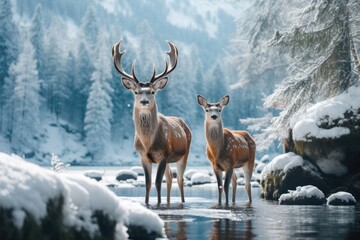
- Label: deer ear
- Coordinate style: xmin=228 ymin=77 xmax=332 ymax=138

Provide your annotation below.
xmin=153 ymin=77 xmax=168 ymax=90
xmin=121 ymin=77 xmax=137 ymax=90
xmin=219 ymin=95 xmax=230 ymax=107
xmin=197 ymin=95 xmax=208 ymax=108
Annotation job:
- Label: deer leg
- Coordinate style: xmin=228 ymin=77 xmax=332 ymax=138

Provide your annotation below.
xmin=214 ymin=169 xmax=223 ymax=204
xmin=155 ymin=160 xmax=167 ymax=204
xmin=165 ymin=164 xmax=173 ymax=204
xmin=176 ymin=156 xmax=187 ymax=203
xmin=224 ymin=168 xmax=234 ymax=205
xmin=242 ymin=162 xmax=253 ymax=202
xmin=232 ymin=171 xmax=238 ymax=203
xmin=142 ymin=161 xmax=152 ymax=204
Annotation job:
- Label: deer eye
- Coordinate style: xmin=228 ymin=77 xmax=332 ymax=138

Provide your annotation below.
xmin=151 ymin=91 xmax=155 ymax=95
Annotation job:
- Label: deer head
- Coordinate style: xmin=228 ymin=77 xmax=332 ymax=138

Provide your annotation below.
xmin=197 ymin=95 xmax=230 ymax=122
xmin=112 ymin=40 xmax=178 ymax=111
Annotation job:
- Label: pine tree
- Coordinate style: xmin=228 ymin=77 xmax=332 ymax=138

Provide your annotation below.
xmin=81 ymin=5 xmax=100 ymax=58
xmin=0 ymin=0 xmax=19 ymax=131
xmin=8 ymin=38 xmax=41 ymax=152
xmin=43 ymin=17 xmax=68 ymax=123
xmin=165 ymin=46 xmax=197 ymax=126
xmin=265 ymin=0 xmax=358 ymax=137
xmin=136 ymin=20 xmax=162 ymax=81
xmin=84 ymin=41 xmax=113 ymax=161
xmin=29 ymin=4 xmax=45 ymax=83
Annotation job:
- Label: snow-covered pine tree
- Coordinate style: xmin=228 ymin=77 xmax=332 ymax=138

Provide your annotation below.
xmin=136 ymin=20 xmax=162 ymax=81
xmin=84 ymin=41 xmax=113 ymax=161
xmin=43 ymin=17 xmax=68 ymax=124
xmin=0 ymin=0 xmax=19 ymax=131
xmin=81 ymin=5 xmax=100 ymax=59
xmin=74 ymin=40 xmax=94 ymax=131
xmin=110 ymin=36 xmax=134 ymax=142
xmin=165 ymin=44 xmax=197 ymax=126
xmin=29 ymin=4 xmax=45 ymax=84
xmin=265 ymin=0 xmax=359 ymax=138
xmin=64 ymin=51 xmax=77 ymax=123
xmin=8 ymin=37 xmax=41 ymax=153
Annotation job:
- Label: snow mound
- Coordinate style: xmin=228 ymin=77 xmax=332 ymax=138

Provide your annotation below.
xmin=260 ymin=152 xmax=319 ymax=180
xmin=116 ymin=170 xmax=138 ymax=181
xmin=130 ymin=166 xmax=144 ymax=176
xmin=327 ymin=191 xmax=356 ymax=206
xmin=184 ymin=169 xmax=197 ymax=180
xmin=291 ymin=85 xmax=360 ymax=141
xmin=84 ymin=170 xmax=104 ymax=181
xmin=0 ymin=152 xmax=164 ymax=239
xmin=191 ymin=173 xmax=211 ymax=185
xmin=279 ymin=185 xmax=326 ymax=205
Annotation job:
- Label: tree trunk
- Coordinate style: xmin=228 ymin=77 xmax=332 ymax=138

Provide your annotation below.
xmin=350 ymin=38 xmax=360 ymax=73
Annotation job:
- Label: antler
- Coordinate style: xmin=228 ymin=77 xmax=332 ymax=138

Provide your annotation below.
xmin=112 ymin=40 xmax=139 ymax=83
xmin=150 ymin=40 xmax=178 ymax=83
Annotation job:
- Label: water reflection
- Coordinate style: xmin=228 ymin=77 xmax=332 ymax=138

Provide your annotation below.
xmin=112 ymin=181 xmax=360 ymax=240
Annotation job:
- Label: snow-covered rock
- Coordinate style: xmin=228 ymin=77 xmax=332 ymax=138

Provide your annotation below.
xmin=116 ymin=170 xmax=138 ymax=181
xmin=84 ymin=170 xmax=104 ymax=181
xmin=255 ymin=162 xmax=266 ymax=174
xmin=0 ymin=152 xmax=165 ymax=239
xmin=327 ymin=192 xmax=357 ymax=206
xmin=260 ymin=152 xmax=328 ymax=200
xmin=279 ymin=185 xmax=326 ymax=205
xmin=191 ymin=173 xmax=211 ymax=185
xmin=184 ymin=169 xmax=197 ymax=180
xmin=130 ymin=166 xmax=144 ymax=176
xmin=282 ymin=84 xmax=360 ymax=197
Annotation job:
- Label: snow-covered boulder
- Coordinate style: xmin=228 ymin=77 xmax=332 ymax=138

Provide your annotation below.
xmin=116 ymin=170 xmax=138 ymax=181
xmin=184 ymin=169 xmax=197 ymax=180
xmin=171 ymin=167 xmax=177 ymax=178
xmin=283 ymin=85 xmax=360 ymax=199
xmin=327 ymin=191 xmax=357 ymax=206
xmin=130 ymin=166 xmax=144 ymax=176
xmin=191 ymin=173 xmax=211 ymax=185
xmin=279 ymin=185 xmax=326 ymax=205
xmin=84 ymin=170 xmax=104 ymax=181
xmin=0 ymin=153 xmax=165 ymax=239
xmin=260 ymin=152 xmax=328 ymax=200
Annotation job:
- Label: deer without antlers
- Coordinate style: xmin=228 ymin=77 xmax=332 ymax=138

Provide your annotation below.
xmin=112 ymin=40 xmax=192 ymax=204
xmin=197 ymin=95 xmax=256 ymax=204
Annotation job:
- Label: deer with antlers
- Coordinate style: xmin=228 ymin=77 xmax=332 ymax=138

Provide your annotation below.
xmin=112 ymin=40 xmax=191 ymax=204
xmin=197 ymin=95 xmax=256 ymax=204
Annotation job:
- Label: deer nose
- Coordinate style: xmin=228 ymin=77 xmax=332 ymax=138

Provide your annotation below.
xmin=211 ymin=115 xmax=218 ymax=120
xmin=140 ymin=99 xmax=149 ymax=105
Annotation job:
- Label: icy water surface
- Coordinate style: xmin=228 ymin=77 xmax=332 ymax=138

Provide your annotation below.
xmin=69 ymin=166 xmax=360 ymax=239
xmin=113 ymin=186 xmax=360 ymax=240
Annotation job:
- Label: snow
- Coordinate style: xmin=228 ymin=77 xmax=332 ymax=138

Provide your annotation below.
xmin=124 ymin=201 xmax=165 ymax=236
xmin=327 ymin=192 xmax=356 ymax=205
xmin=116 ymin=170 xmax=138 ymax=180
xmin=130 ymin=166 xmax=144 ymax=176
xmin=191 ymin=172 xmax=211 ymax=185
xmin=291 ymin=85 xmax=360 ymax=141
xmin=260 ymin=152 xmax=321 ymax=181
xmin=184 ymin=169 xmax=198 ymax=180
xmin=0 ymin=152 xmax=164 ymax=239
xmin=84 ymin=170 xmax=104 ymax=179
xmin=279 ymin=185 xmax=325 ymax=203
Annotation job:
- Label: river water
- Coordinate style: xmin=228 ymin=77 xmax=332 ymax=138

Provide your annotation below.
xmin=113 ymin=181 xmax=360 ymax=240
xmin=68 ymin=166 xmax=360 ymax=239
